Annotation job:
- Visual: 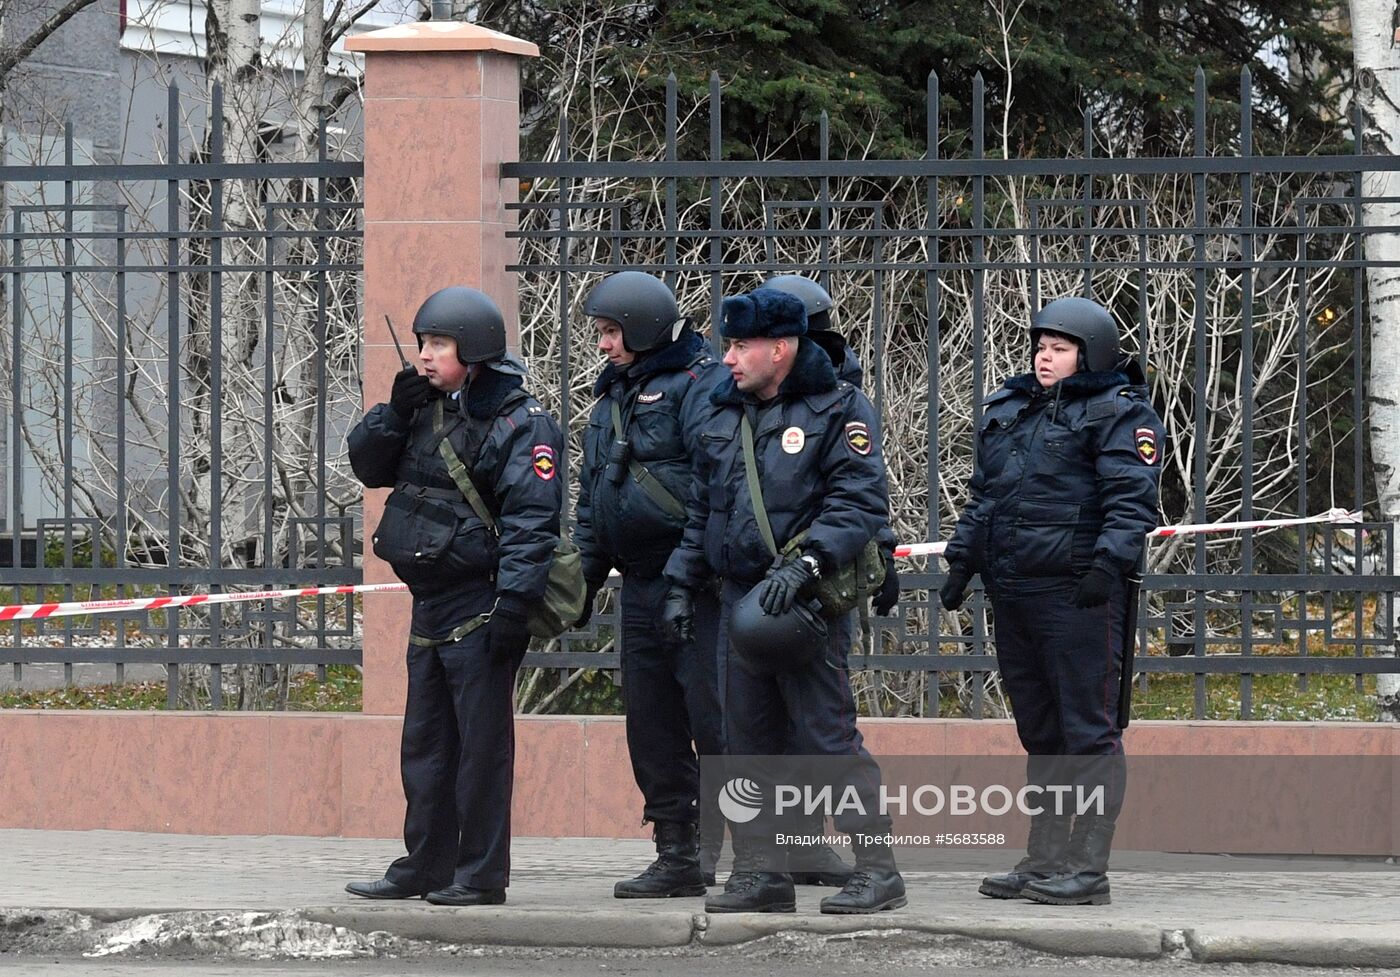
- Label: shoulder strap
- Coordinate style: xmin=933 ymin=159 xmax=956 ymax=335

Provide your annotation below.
xmin=739 ymin=414 xmax=779 ymax=559
xmin=438 ymin=437 xmax=499 ymax=536
xmin=438 ymin=385 xmax=535 ymax=533
xmin=610 ymin=394 xmax=687 ymax=520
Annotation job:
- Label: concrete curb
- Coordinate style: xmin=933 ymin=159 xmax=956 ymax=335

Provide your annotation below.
xmin=310 ymin=906 xmax=1165 ymax=958
xmin=696 ymin=914 xmax=1163 ymax=958
xmin=20 ymin=906 xmax=1400 ymax=966
xmin=304 ymin=907 xmax=698 ymax=949
xmin=1186 ymin=922 xmax=1400 ymax=968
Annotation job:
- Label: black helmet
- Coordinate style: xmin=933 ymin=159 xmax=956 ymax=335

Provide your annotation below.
xmin=1029 ymin=297 xmax=1120 ymax=373
xmin=412 ymin=286 xmax=507 ymax=366
xmin=765 ymin=274 xmax=835 ymax=333
xmin=583 ymin=271 xmax=684 ymax=353
xmin=727 ymin=584 xmax=828 ymax=675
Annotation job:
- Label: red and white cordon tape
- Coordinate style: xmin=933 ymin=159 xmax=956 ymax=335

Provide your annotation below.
xmin=892 ymin=506 xmax=1363 ymax=558
xmin=0 ymin=582 xmax=409 ymax=623
xmin=0 ymin=507 xmax=1365 ymax=622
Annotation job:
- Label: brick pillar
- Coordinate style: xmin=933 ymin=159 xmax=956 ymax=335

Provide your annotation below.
xmin=346 ymin=23 xmax=538 ymax=716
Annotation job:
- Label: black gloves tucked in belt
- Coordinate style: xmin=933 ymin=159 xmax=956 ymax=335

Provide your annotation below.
xmin=872 ymin=553 xmax=900 ymax=616
xmin=660 ymin=585 xmax=695 ymax=647
xmin=939 ymin=562 xmax=973 ymax=611
xmin=490 ymin=594 xmax=532 ymax=658
xmin=758 ymin=556 xmax=817 ymax=615
xmin=389 ymin=366 xmax=436 ymax=420
xmin=1073 ymin=565 xmax=1117 ymax=608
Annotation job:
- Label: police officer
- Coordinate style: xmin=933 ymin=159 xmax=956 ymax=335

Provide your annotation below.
xmin=662 ymin=286 xmax=907 ymax=915
xmin=345 ymin=286 xmax=565 ymax=907
xmin=941 ymin=297 xmax=1164 ymax=907
xmin=572 ymin=271 xmax=728 ymax=897
xmin=761 ymin=274 xmax=901 ymax=888
xmin=764 ymin=274 xmax=863 ymax=388
xmin=764 ymin=274 xmax=900 ymax=616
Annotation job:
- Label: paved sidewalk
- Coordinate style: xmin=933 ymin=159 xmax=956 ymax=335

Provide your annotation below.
xmin=1 ymin=830 xmax=1398 ymax=966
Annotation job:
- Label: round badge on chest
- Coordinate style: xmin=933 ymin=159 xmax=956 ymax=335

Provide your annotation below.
xmin=781 ymin=426 xmax=806 ymax=454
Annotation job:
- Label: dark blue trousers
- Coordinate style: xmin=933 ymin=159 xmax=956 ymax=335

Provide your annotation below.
xmin=720 ymin=581 xmax=891 ymax=841
xmin=386 ymin=584 xmax=524 ymax=891
xmin=619 ymin=573 xmax=725 ymax=825
xmin=990 ymin=578 xmax=1128 ymax=819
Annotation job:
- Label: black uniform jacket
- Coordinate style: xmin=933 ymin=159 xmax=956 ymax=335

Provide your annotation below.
xmin=575 ymin=330 xmax=726 ymax=582
xmin=664 ymin=337 xmax=892 ymax=590
xmin=944 ymin=360 xmax=1165 ymax=591
xmin=348 ymin=367 xmax=565 ymax=602
xmin=809 ymin=330 xmax=899 ymax=560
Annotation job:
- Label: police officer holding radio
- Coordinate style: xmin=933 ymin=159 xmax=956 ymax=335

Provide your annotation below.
xmin=662 ymin=286 xmax=906 ymax=915
xmin=572 ymin=271 xmax=729 ymax=898
xmin=941 ymin=297 xmax=1164 ymax=907
xmin=345 ymin=286 xmax=565 ymax=907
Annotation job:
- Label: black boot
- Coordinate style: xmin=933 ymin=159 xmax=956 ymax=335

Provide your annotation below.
xmin=698 ymin=817 xmax=725 ymax=887
xmin=1021 ymin=816 xmax=1115 ymax=906
xmin=978 ymin=811 xmax=1071 ymax=899
xmin=787 ymin=811 xmax=854 ymax=886
xmin=819 ymin=839 xmax=907 ymax=914
xmin=704 ymin=837 xmax=796 ymax=913
xmin=614 ymin=821 xmax=707 ymax=898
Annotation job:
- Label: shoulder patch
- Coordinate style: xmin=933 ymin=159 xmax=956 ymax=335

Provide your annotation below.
xmin=845 ymin=421 xmax=873 ymax=456
xmin=527 ymin=404 xmax=544 ymax=415
xmin=638 ymin=391 xmax=665 ymax=404
xmin=532 ymin=443 xmax=557 ymax=480
xmin=1134 ymin=427 xmax=1159 ymax=465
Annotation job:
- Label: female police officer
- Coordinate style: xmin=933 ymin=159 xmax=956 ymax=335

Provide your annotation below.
xmin=940 ymin=297 xmax=1164 ymax=907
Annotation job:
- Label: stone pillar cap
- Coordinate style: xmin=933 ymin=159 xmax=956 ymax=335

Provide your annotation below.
xmin=345 ymin=21 xmax=538 ymax=57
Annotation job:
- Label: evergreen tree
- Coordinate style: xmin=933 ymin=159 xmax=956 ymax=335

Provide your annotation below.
xmin=479 ymin=0 xmax=1349 ymax=159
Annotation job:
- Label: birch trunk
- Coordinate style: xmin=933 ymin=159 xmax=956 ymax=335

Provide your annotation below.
xmin=205 ymin=0 xmax=266 ymax=707
xmin=1351 ymin=0 xmax=1400 ymax=720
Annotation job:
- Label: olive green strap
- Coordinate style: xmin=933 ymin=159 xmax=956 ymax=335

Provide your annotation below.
xmin=610 ymin=399 xmax=688 ymax=521
xmin=437 ymin=437 xmax=499 ymax=536
xmin=408 ymin=612 xmax=490 ymax=648
xmin=739 ymin=414 xmax=780 ymax=559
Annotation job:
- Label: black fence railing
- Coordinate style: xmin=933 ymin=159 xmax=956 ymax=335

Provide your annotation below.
xmin=0 ymin=83 xmax=364 ymax=708
xmin=505 ymin=69 xmax=1400 ymax=720
xmin=5 ymin=70 xmax=1399 ymax=720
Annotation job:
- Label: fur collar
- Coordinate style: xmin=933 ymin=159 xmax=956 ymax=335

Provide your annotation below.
xmin=711 ymin=335 xmax=838 ymax=407
xmin=463 ymin=366 xmax=525 ymax=420
xmin=1002 ymin=357 xmax=1146 ymax=400
xmin=592 ymin=329 xmax=706 ymax=397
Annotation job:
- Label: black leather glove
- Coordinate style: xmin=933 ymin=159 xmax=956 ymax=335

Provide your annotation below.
xmin=872 ymin=554 xmax=900 ymax=616
xmin=939 ymin=562 xmax=973 ymax=611
xmin=389 ymin=366 xmax=435 ymax=420
xmin=489 ymin=594 xmax=532 ymax=658
xmin=575 ymin=580 xmax=603 ymax=630
xmin=660 ymin=585 xmax=695 ymax=647
xmin=1073 ymin=565 xmax=1117 ymax=608
xmin=758 ymin=556 xmax=817 ymax=616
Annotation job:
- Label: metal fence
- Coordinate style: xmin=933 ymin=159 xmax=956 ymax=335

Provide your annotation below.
xmin=0 ymin=83 xmax=365 ymax=708
xmin=506 ymin=69 xmax=1400 ymax=720
xmin=5 ymin=71 xmax=1400 ymax=719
